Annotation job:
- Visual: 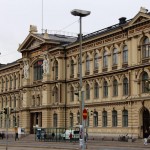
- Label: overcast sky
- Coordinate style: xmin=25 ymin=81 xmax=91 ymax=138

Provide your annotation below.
xmin=0 ymin=0 xmax=149 ymax=64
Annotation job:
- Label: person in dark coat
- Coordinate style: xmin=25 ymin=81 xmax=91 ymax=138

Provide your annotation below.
xmin=144 ymin=130 xmax=149 ymax=145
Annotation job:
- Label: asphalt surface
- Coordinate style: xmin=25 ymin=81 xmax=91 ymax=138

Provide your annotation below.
xmin=0 ymin=137 xmax=150 ymax=150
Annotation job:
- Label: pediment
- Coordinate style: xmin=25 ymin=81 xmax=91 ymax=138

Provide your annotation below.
xmin=18 ymin=33 xmax=45 ymax=52
xmin=128 ymin=12 xmax=150 ymax=26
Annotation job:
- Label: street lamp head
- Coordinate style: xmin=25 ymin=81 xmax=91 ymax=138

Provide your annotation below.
xmin=71 ymin=9 xmax=91 ymax=17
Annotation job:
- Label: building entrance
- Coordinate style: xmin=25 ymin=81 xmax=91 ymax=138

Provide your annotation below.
xmin=30 ymin=112 xmax=42 ymax=134
xmin=143 ymin=108 xmax=150 ymax=138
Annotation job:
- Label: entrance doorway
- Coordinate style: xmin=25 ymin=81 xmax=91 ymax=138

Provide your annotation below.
xmin=30 ymin=112 xmax=42 ymax=134
xmin=143 ymin=108 xmax=150 ymax=137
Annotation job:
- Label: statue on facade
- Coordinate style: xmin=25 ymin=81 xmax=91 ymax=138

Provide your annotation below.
xmin=43 ymin=54 xmax=50 ymax=74
xmin=23 ymin=60 xmax=29 ymax=79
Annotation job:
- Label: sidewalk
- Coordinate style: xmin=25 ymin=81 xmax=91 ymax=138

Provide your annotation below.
xmin=87 ymin=139 xmax=150 ymax=149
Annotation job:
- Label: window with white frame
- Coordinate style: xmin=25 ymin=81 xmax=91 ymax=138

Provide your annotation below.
xmin=142 ymin=37 xmax=150 ymax=59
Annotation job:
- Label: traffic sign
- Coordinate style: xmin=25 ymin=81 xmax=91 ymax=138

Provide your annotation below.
xmin=83 ymin=108 xmax=87 ymax=120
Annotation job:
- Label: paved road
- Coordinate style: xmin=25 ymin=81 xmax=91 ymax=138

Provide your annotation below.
xmin=0 ymin=138 xmax=150 ymax=150
xmin=0 ymin=145 xmax=150 ymax=150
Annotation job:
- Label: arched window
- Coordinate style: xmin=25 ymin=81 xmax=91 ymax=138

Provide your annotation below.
xmin=122 ymin=109 xmax=128 ymax=127
xmin=10 ymin=76 xmax=12 ymax=90
xmin=54 ymin=60 xmax=58 ymax=80
xmin=70 ymin=85 xmax=74 ymax=102
xmin=94 ymin=82 xmax=99 ymax=99
xmin=53 ymin=113 xmax=57 ymax=127
xmin=112 ymin=110 xmax=117 ymax=127
xmin=2 ymin=78 xmax=4 ymax=91
xmin=5 ymin=97 xmax=7 ymax=107
xmin=142 ymin=72 xmax=148 ymax=93
xmin=113 ymin=79 xmax=118 ymax=96
xmin=103 ymin=80 xmax=108 ymax=97
xmin=70 ymin=112 xmax=73 ymax=127
xmin=93 ymin=111 xmax=98 ymax=127
xmin=34 ymin=60 xmax=43 ymax=81
xmin=113 ymin=48 xmax=118 ymax=65
xmin=86 ymin=55 xmax=90 ymax=72
xmin=14 ymin=75 xmax=17 ymax=89
xmin=142 ymin=37 xmax=150 ymax=58
xmin=94 ymin=53 xmax=99 ymax=70
xmin=70 ymin=59 xmax=74 ymax=76
xmin=103 ymin=50 xmax=108 ymax=68
xmin=6 ymin=77 xmax=8 ymax=91
xmin=10 ymin=97 xmax=12 ymax=107
xmin=86 ymin=83 xmax=90 ymax=100
xmin=54 ymin=86 xmax=59 ymax=103
xmin=123 ymin=78 xmax=128 ymax=95
xmin=123 ymin=45 xmax=128 ymax=63
xmin=102 ymin=110 xmax=107 ymax=127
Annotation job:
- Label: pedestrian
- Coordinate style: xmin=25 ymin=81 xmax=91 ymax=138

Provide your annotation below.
xmin=44 ymin=132 xmax=46 ymax=141
xmin=144 ymin=130 xmax=149 ymax=145
xmin=15 ymin=132 xmax=19 ymax=141
xmin=69 ymin=132 xmax=73 ymax=142
xmin=52 ymin=132 xmax=55 ymax=141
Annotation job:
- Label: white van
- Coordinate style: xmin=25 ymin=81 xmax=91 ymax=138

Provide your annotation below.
xmin=61 ymin=130 xmax=79 ymax=140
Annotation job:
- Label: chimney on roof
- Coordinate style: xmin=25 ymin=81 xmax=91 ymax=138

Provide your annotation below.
xmin=140 ymin=7 xmax=148 ymax=13
xmin=29 ymin=25 xmax=38 ymax=33
xmin=119 ymin=17 xmax=126 ymax=25
xmin=43 ymin=29 xmax=49 ymax=39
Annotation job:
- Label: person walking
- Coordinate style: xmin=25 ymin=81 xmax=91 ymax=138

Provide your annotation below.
xmin=144 ymin=130 xmax=149 ymax=145
xmin=15 ymin=132 xmax=19 ymax=141
xmin=69 ymin=132 xmax=73 ymax=142
xmin=52 ymin=132 xmax=55 ymax=141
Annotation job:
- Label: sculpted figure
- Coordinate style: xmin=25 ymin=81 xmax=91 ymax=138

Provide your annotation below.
xmin=23 ymin=60 xmax=29 ymax=79
xmin=43 ymin=55 xmax=49 ymax=74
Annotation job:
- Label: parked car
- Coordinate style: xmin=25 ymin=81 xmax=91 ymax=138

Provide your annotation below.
xmin=61 ymin=130 xmax=79 ymax=140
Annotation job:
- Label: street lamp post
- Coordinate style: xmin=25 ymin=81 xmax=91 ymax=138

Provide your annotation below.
xmin=71 ymin=9 xmax=90 ymax=150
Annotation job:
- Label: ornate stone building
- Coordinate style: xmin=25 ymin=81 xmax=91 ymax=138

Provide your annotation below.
xmin=0 ymin=7 xmax=150 ymax=138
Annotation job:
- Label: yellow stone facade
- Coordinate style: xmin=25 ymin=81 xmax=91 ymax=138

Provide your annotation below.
xmin=0 ymin=8 xmax=150 ymax=138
